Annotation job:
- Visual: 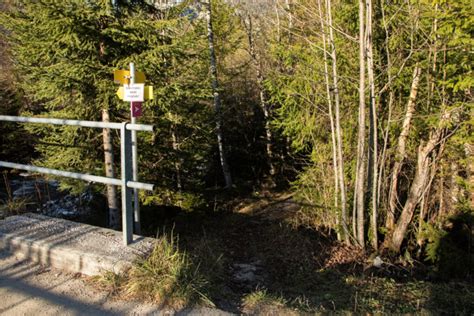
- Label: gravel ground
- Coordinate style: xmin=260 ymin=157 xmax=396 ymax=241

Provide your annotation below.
xmin=0 ymin=251 xmax=233 ymax=316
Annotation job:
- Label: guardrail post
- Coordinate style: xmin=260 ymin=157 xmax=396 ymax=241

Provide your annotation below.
xmin=121 ymin=122 xmax=133 ymax=245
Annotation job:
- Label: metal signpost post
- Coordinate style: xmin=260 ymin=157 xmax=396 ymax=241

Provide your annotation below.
xmin=129 ymin=62 xmax=141 ymax=235
xmin=114 ymin=64 xmax=153 ymax=236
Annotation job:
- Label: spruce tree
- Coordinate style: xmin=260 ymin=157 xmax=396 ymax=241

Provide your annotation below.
xmin=0 ymin=0 xmax=213 ymax=221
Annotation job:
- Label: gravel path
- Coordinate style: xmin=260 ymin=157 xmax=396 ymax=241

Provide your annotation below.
xmin=0 ymin=251 xmax=232 ymax=316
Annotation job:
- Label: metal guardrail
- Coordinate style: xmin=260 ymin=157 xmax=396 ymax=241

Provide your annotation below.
xmin=0 ymin=115 xmax=154 ymax=246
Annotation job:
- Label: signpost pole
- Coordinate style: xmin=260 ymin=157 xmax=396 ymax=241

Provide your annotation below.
xmin=129 ymin=62 xmax=141 ymax=234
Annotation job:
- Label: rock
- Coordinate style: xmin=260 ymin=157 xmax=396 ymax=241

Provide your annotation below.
xmin=231 ymin=261 xmax=265 ymax=287
xmin=234 ymin=270 xmax=256 ymax=283
xmin=373 ymin=256 xmax=383 ymax=268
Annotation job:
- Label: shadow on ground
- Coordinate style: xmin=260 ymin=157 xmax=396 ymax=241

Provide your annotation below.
xmin=138 ymin=194 xmax=474 ymax=314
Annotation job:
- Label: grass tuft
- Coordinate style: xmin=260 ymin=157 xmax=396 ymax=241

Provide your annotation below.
xmin=124 ymin=232 xmax=213 ymax=308
xmin=242 ymin=288 xmax=292 ymax=314
xmin=90 ymin=271 xmax=125 ymax=294
xmin=0 ymin=198 xmax=29 ymax=219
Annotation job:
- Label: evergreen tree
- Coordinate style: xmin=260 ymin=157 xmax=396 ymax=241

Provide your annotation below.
xmin=0 ymin=0 xmax=214 ymax=218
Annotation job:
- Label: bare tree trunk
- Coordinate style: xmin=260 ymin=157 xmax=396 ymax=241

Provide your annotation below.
xmin=171 ymin=126 xmax=182 ymax=191
xmin=465 ymin=144 xmax=474 ymax=208
xmin=353 ymin=0 xmax=366 ymax=248
xmin=377 ymin=1 xmax=393 ymax=212
xmin=427 ymin=3 xmax=438 ymax=111
xmin=285 ymin=0 xmax=293 ymax=42
xmin=326 ymin=0 xmax=350 ymax=243
xmin=98 ymin=36 xmax=119 ymax=229
xmin=365 ymin=0 xmax=378 ymax=250
xmin=274 ymin=1 xmax=281 ymax=44
xmin=245 ymin=16 xmax=276 ymax=177
xmin=318 ymin=0 xmax=340 ymax=240
xmin=102 ymin=109 xmax=119 ymax=229
xmin=388 ymin=112 xmax=450 ymax=252
xmin=203 ymin=0 xmax=232 ymax=188
xmin=387 ymin=67 xmax=421 ymax=230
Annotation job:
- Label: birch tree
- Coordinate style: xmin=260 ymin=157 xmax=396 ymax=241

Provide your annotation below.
xmin=202 ymin=0 xmax=233 ymax=188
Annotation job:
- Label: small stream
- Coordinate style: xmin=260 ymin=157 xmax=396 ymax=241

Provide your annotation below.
xmin=0 ymin=173 xmax=107 ymax=227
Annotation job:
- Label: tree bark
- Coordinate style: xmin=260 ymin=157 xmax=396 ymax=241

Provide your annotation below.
xmin=326 ymin=0 xmax=350 ymax=243
xmin=387 ymin=66 xmax=421 ymax=230
xmin=203 ymin=0 xmax=232 ymax=188
xmin=365 ymin=0 xmax=378 ymax=250
xmin=171 ymin=125 xmax=182 ymax=191
xmin=245 ymin=15 xmax=276 ymax=177
xmin=377 ymin=1 xmax=393 ymax=212
xmin=388 ymin=112 xmax=450 ymax=252
xmin=353 ymin=0 xmax=366 ymax=248
xmin=98 ymin=34 xmax=119 ymax=229
xmin=318 ymin=0 xmax=340 ymax=240
xmin=102 ymin=109 xmax=119 ymax=229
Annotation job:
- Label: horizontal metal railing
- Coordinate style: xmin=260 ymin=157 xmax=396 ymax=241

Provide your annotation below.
xmin=0 ymin=115 xmax=154 ymax=245
xmin=0 ymin=161 xmax=153 ymax=191
xmin=0 ymin=115 xmax=153 ymax=132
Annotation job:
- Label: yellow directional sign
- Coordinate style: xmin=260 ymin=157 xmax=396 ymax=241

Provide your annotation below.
xmin=113 ymin=69 xmax=146 ymax=84
xmin=116 ymin=86 xmax=153 ymax=100
xmin=145 ymin=85 xmax=153 ymax=99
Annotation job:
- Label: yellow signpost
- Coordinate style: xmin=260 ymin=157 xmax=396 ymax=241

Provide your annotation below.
xmin=114 ymin=69 xmax=146 ymax=84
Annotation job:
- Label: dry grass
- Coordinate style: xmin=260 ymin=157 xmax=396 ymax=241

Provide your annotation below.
xmin=242 ymin=288 xmax=298 ymax=315
xmin=124 ymin=232 xmax=213 ymax=309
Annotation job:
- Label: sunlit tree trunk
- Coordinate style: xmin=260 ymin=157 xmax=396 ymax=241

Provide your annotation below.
xmin=171 ymin=125 xmax=182 ymax=191
xmin=365 ymin=0 xmax=378 ymax=250
xmin=245 ymin=15 xmax=276 ymax=177
xmin=389 ymin=115 xmax=449 ymax=252
xmin=353 ymin=0 xmax=366 ymax=248
xmin=387 ymin=67 xmax=421 ymax=230
xmin=203 ymin=0 xmax=232 ymax=188
xmin=326 ymin=0 xmax=349 ymax=243
xmin=318 ymin=0 xmax=340 ymax=240
xmin=102 ymin=108 xmax=119 ymax=229
xmin=99 ymin=36 xmax=119 ymax=229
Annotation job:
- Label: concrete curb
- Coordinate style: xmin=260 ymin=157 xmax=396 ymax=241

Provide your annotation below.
xmin=0 ymin=214 xmax=156 ymax=276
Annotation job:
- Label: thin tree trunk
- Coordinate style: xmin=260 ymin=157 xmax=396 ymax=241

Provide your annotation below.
xmin=326 ymin=0 xmax=349 ymax=243
xmin=354 ymin=0 xmax=366 ymax=248
xmin=377 ymin=1 xmax=393 ymax=212
xmin=203 ymin=0 xmax=232 ymax=188
xmin=285 ymin=0 xmax=293 ymax=42
xmin=465 ymin=144 xmax=474 ymax=207
xmin=246 ymin=16 xmax=276 ymax=177
xmin=387 ymin=66 xmax=421 ymax=230
xmin=171 ymin=126 xmax=182 ymax=192
xmin=365 ymin=0 xmax=378 ymax=250
xmin=99 ymin=35 xmax=119 ymax=229
xmin=427 ymin=3 xmax=438 ymax=111
xmin=318 ymin=0 xmax=340 ymax=240
xmin=102 ymin=109 xmax=119 ymax=229
xmin=274 ymin=1 xmax=281 ymax=44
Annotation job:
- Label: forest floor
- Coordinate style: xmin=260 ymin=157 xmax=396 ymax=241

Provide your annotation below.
xmin=1 ymin=186 xmax=473 ymax=314
xmin=137 ymin=192 xmax=474 ymax=315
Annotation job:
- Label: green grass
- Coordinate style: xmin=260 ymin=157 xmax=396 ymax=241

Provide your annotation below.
xmin=242 ymin=288 xmax=287 ymax=308
xmin=124 ymin=232 xmax=214 ymax=308
xmin=0 ymin=197 xmax=29 ymax=219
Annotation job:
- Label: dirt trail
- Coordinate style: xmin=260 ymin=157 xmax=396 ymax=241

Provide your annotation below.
xmin=0 ymin=251 xmax=232 ymax=316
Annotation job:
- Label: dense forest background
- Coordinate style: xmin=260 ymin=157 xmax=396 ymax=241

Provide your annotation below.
xmin=0 ymin=0 xmax=472 ymax=278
